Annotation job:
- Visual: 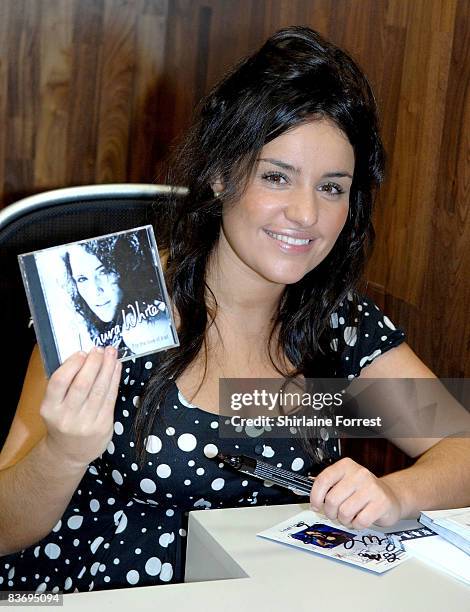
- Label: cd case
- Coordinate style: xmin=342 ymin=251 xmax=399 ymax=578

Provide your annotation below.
xmin=18 ymin=225 xmax=179 ymax=376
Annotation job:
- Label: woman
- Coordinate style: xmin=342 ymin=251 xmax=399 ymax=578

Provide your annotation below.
xmin=63 ymin=232 xmax=175 ymax=358
xmin=0 ymin=27 xmax=468 ymax=593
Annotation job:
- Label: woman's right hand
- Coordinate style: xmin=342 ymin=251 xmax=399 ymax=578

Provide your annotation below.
xmin=40 ymin=346 xmax=122 ymax=468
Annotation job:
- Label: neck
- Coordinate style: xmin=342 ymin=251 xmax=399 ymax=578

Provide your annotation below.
xmin=205 ymin=230 xmax=285 ymax=335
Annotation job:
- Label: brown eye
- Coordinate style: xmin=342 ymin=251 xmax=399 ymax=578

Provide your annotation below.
xmin=262 ymin=172 xmax=288 ymax=185
xmin=318 ymin=182 xmax=345 ymax=196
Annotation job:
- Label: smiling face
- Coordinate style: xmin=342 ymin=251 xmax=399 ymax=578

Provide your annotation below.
xmin=68 ymin=245 xmax=123 ymax=322
xmin=219 ymin=120 xmax=355 ymax=286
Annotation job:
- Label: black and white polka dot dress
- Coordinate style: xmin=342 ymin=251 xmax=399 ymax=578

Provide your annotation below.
xmin=0 ymin=295 xmax=405 ymax=593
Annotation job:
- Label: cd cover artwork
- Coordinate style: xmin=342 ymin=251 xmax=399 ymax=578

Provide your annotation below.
xmin=18 ymin=226 xmax=179 ymax=376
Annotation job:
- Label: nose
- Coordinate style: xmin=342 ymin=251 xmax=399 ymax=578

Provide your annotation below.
xmin=93 ymin=275 xmax=105 ymax=294
xmin=284 ymin=188 xmax=319 ymax=228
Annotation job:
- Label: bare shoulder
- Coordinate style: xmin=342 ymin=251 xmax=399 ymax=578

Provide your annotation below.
xmin=0 ymin=345 xmax=48 ymax=470
xmin=359 ymin=342 xmax=436 ymax=379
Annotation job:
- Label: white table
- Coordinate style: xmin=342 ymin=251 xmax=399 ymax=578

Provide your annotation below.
xmin=13 ymin=503 xmax=469 ymax=611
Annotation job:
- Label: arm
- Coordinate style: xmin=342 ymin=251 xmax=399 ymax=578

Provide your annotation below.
xmin=310 ymin=343 xmax=470 ymax=528
xmin=0 ymin=434 xmax=90 ymax=555
xmin=0 ymin=345 xmax=121 ymax=555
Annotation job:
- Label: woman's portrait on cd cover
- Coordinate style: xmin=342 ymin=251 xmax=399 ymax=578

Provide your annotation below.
xmin=33 ymin=227 xmax=177 ymax=364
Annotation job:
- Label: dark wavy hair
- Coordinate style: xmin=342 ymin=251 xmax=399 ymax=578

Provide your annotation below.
xmin=64 ymin=232 xmax=165 ymax=346
xmin=134 ymin=26 xmax=385 ymax=466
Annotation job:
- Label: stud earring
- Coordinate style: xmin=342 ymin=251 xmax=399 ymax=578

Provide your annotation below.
xmin=214 ymin=191 xmax=221 ymax=198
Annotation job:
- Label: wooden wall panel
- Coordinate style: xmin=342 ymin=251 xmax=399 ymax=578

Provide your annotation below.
xmin=67 ymin=0 xmax=104 ymax=185
xmin=425 ymin=0 xmax=470 ymax=378
xmin=0 ymin=0 xmax=468 ymax=386
xmin=33 ymin=0 xmax=73 ymax=189
xmin=127 ymin=0 xmax=168 ymax=180
xmin=95 ymin=0 xmax=136 ymax=182
xmin=0 ymin=2 xmax=8 ymax=196
xmin=368 ymin=0 xmax=457 ymax=304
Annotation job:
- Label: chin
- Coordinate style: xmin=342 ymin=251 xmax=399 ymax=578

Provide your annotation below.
xmin=259 ymin=266 xmax=310 ymax=286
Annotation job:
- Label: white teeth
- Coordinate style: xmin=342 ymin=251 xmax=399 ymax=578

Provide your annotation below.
xmin=265 ymin=230 xmax=311 ymax=245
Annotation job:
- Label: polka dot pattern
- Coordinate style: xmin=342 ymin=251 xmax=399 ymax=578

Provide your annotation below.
xmin=145 ymin=435 xmax=162 ymax=454
xmin=0 ymin=296 xmax=405 ymax=594
xmin=327 ymin=296 xmax=406 ymax=379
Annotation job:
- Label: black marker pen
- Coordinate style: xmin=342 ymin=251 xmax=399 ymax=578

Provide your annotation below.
xmin=217 ymin=453 xmax=314 ymax=496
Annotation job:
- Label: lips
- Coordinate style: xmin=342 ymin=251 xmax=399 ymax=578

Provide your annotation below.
xmin=95 ymin=300 xmax=111 ymax=308
xmin=263 ymin=229 xmax=316 ymax=253
xmin=264 ymin=230 xmax=312 ymax=245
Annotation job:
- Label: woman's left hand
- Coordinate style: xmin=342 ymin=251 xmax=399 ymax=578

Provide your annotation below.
xmin=309 ymin=457 xmax=403 ymax=529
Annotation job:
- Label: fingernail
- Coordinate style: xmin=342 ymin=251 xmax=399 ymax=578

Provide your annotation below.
xmin=105 ymin=346 xmax=116 ymax=356
xmin=94 ymin=346 xmax=104 ymax=353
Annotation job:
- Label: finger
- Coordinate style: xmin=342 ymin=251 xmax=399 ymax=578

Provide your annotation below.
xmin=322 ymin=480 xmax=357 ymax=522
xmin=336 ymin=489 xmax=371 ymax=526
xmin=108 ymin=359 xmax=122 ymax=402
xmin=95 ymin=358 xmax=122 ymax=424
xmin=43 ymin=351 xmax=88 ymax=407
xmin=64 ymin=347 xmax=106 ymax=407
xmin=351 ymin=501 xmax=383 ymax=530
xmin=310 ymin=458 xmax=352 ymax=509
xmin=82 ymin=346 xmax=119 ymax=414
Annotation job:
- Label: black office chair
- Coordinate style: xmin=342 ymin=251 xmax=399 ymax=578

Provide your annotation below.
xmin=0 ymin=184 xmax=187 ymax=448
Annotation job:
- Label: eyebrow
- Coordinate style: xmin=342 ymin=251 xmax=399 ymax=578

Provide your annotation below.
xmin=257 ymin=158 xmax=353 ymax=180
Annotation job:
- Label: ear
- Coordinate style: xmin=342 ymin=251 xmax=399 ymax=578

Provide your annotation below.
xmin=210 ymin=176 xmax=225 ymax=198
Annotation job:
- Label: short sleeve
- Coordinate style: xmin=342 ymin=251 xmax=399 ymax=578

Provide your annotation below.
xmin=328 ymin=293 xmax=406 ymax=379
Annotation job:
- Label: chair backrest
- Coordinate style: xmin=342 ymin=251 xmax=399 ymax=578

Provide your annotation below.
xmin=0 ymin=184 xmax=186 ymax=448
